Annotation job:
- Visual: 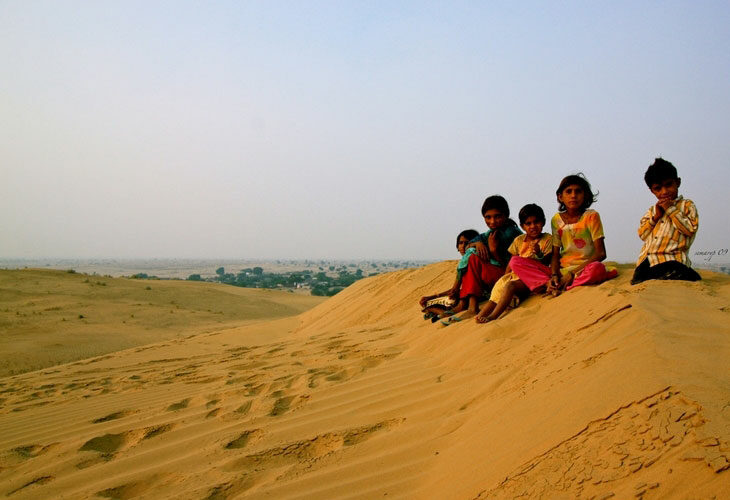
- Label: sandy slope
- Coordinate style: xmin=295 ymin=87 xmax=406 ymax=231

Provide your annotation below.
xmin=0 ymin=269 xmax=325 ymax=377
xmin=0 ymin=262 xmax=728 ymax=499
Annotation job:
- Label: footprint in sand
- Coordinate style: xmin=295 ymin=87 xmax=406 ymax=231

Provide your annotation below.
xmin=7 ymin=475 xmax=54 ymax=496
xmin=12 ymin=443 xmax=58 ymax=459
xmin=269 ymin=394 xmax=296 ymax=416
xmin=225 ymin=418 xmax=404 ymax=471
xmin=96 ymin=473 xmax=173 ymax=499
xmin=97 ymin=481 xmax=150 ymax=499
xmin=2 ymin=443 xmax=59 ymax=468
xmin=79 ymin=423 xmax=176 ymax=455
xmin=225 ymin=429 xmax=264 ymax=450
xmin=166 ymin=398 xmax=190 ymax=411
xmin=92 ymin=409 xmax=139 ymax=424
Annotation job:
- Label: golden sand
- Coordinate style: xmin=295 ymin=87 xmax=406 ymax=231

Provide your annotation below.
xmin=0 ymin=269 xmax=325 ymax=377
xmin=0 ymin=263 xmax=728 ymax=498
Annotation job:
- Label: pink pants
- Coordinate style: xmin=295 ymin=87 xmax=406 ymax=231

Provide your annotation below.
xmin=509 ymin=256 xmax=617 ymax=291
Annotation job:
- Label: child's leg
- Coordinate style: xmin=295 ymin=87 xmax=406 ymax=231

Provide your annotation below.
xmin=467 ymin=295 xmax=480 ymax=315
xmin=475 ymin=301 xmax=496 ymax=323
xmin=648 ymin=261 xmax=701 ymax=282
xmin=476 ymin=273 xmax=510 ymax=322
xmin=509 ymin=256 xmax=551 ymax=291
xmin=423 ymin=305 xmax=446 ymax=317
xmin=488 ymin=281 xmax=529 ymax=320
xmin=459 ymin=254 xmax=505 ymax=300
xmin=631 ymin=259 xmax=651 ymax=285
xmin=437 ymin=300 xmax=466 ymax=319
xmin=567 ymin=262 xmax=617 ymax=290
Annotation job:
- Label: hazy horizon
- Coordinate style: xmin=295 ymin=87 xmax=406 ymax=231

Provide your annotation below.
xmin=2 ymin=2 xmax=729 ymax=263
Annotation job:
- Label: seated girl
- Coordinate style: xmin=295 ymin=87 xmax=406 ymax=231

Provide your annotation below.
xmin=419 ymin=229 xmax=479 ymax=321
xmin=444 ymin=196 xmax=521 ymax=323
xmin=475 ymin=204 xmax=552 ymax=323
xmin=510 ymin=174 xmax=618 ymax=296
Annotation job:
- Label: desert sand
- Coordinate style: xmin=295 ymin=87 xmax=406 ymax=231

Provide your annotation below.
xmin=0 ymin=262 xmax=728 ymax=499
xmin=0 ymin=269 xmax=325 ymax=377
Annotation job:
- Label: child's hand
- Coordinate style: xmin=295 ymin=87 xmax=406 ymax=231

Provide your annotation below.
xmin=657 ymin=198 xmax=675 ymax=211
xmin=533 ymin=242 xmax=543 ymax=258
xmin=548 ymin=274 xmax=561 ymax=289
xmin=547 ymin=277 xmax=561 ymax=297
xmin=487 ymin=232 xmax=499 ymax=256
xmin=474 ymin=241 xmax=489 ymax=261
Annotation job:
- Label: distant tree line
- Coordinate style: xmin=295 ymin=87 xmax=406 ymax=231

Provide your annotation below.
xmin=187 ymin=266 xmax=377 ymax=296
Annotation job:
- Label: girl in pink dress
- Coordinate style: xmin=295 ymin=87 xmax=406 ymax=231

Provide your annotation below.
xmin=510 ymin=174 xmax=617 ymax=296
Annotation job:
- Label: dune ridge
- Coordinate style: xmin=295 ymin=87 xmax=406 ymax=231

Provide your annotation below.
xmin=0 ymin=262 xmax=728 ymax=499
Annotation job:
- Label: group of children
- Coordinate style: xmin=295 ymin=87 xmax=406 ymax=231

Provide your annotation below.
xmin=419 ymin=158 xmax=700 ymax=325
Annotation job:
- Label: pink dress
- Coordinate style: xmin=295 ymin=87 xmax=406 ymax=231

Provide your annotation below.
xmin=510 ymin=210 xmax=617 ymax=291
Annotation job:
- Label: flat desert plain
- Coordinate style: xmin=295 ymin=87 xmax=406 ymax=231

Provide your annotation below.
xmin=0 ymin=263 xmax=729 ymax=499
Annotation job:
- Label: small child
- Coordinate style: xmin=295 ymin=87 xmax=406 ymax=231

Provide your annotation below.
xmin=475 ymin=204 xmax=552 ymax=323
xmin=444 ymin=195 xmax=522 ymax=322
xmin=420 ymin=229 xmax=480 ymax=320
xmin=510 ymin=174 xmax=617 ymax=295
xmin=631 ymin=158 xmax=700 ymax=284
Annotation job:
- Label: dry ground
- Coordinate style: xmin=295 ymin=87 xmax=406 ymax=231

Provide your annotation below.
xmin=0 ymin=269 xmax=325 ymax=377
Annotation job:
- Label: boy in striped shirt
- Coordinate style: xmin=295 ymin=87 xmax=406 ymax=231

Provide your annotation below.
xmin=631 ymin=158 xmax=701 ymax=285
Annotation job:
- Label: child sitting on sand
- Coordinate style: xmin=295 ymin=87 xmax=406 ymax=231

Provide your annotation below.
xmin=631 ymin=158 xmax=700 ymax=284
xmin=510 ymin=174 xmax=617 ymax=296
xmin=419 ymin=229 xmax=480 ymax=321
xmin=442 ymin=196 xmax=521 ymax=323
xmin=475 ymin=204 xmax=552 ymax=323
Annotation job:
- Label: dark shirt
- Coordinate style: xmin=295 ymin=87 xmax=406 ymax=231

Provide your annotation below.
xmin=470 ymin=219 xmax=522 ymax=267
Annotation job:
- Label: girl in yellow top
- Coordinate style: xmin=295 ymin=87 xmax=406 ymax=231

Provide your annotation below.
xmin=475 ymin=204 xmax=552 ymax=323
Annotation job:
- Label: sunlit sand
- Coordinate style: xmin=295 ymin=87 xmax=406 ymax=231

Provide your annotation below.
xmin=1 ymin=263 xmax=728 ymax=498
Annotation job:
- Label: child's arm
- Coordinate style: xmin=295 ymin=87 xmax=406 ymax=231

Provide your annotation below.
xmin=449 ymin=274 xmax=462 ymax=299
xmin=665 ymin=200 xmax=698 ymax=237
xmin=468 ymin=233 xmax=490 ymax=261
xmin=637 ymin=207 xmax=658 ymax=241
xmin=487 ymin=231 xmax=502 ymax=265
xmin=548 ymin=246 xmax=562 ymax=291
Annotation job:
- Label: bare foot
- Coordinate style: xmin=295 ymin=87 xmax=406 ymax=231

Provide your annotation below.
xmin=475 ymin=315 xmax=492 ymax=324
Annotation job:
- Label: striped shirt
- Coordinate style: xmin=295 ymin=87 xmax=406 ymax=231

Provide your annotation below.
xmin=637 ymin=197 xmax=698 ymax=267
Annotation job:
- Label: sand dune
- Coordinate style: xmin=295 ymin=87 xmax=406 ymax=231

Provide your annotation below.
xmin=0 ymin=262 xmax=728 ymax=499
xmin=0 ymin=269 xmax=325 ymax=377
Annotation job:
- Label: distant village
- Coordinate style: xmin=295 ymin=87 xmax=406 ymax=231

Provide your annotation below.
xmin=183 ymin=260 xmax=428 ymax=296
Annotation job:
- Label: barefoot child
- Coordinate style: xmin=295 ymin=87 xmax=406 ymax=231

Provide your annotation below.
xmin=443 ymin=196 xmax=521 ymax=323
xmin=420 ymin=229 xmax=480 ymax=320
xmin=475 ymin=204 xmax=552 ymax=323
xmin=631 ymin=158 xmax=700 ymax=284
xmin=510 ymin=174 xmax=617 ymax=296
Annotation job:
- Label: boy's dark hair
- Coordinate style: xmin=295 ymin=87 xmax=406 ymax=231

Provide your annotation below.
xmin=481 ymin=195 xmax=510 ymax=217
xmin=518 ymin=204 xmax=546 ymax=225
xmin=456 ymin=229 xmax=480 ymax=249
xmin=644 ymin=157 xmax=678 ymax=187
xmin=556 ymin=173 xmax=597 ymax=212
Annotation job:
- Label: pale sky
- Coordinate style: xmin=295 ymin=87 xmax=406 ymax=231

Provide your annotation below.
xmin=2 ymin=1 xmax=729 ymax=263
